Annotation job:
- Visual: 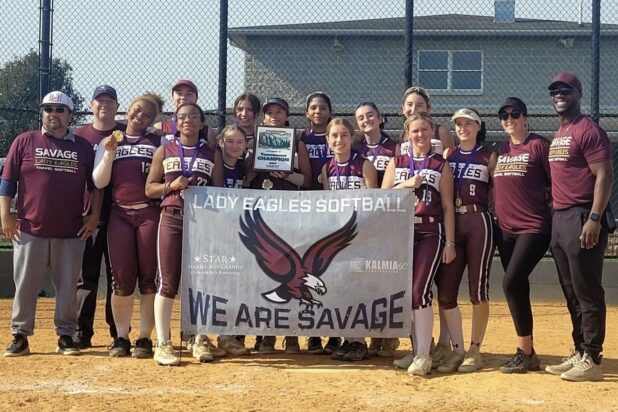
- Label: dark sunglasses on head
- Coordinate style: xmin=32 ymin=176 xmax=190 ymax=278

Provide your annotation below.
xmin=549 ymin=87 xmax=575 ymax=97
xmin=43 ymin=107 xmax=67 ymax=113
xmin=499 ymin=111 xmax=522 ymax=121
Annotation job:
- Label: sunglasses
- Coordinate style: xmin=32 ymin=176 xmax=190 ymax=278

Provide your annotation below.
xmin=499 ymin=111 xmax=522 ymax=121
xmin=43 ymin=107 xmax=68 ymax=114
xmin=549 ymin=87 xmax=575 ymax=97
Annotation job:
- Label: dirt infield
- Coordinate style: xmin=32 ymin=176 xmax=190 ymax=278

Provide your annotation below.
xmin=0 ymin=298 xmax=616 ymax=411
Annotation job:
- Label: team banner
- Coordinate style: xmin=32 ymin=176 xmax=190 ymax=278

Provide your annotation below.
xmin=180 ymin=187 xmax=414 ymax=338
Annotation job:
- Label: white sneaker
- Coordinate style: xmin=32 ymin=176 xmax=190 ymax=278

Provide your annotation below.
xmin=431 ymin=342 xmax=452 ymax=369
xmin=192 ymin=335 xmax=214 ymax=363
xmin=545 ymin=350 xmax=581 ymax=375
xmin=408 ymin=354 xmax=432 ymax=376
xmin=218 ymin=336 xmax=249 ymax=356
xmin=560 ymin=353 xmax=603 ymax=382
xmin=437 ymin=351 xmax=465 ymax=373
xmin=458 ymin=347 xmax=483 ymax=373
xmin=393 ymin=350 xmax=415 ymax=369
xmin=154 ymin=341 xmax=180 ymax=366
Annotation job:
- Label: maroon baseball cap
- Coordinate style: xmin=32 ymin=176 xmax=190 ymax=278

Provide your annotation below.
xmin=172 ymin=80 xmax=198 ymax=98
xmin=548 ymin=72 xmax=582 ymax=92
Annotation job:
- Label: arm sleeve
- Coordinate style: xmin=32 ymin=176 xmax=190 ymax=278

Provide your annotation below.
xmin=0 ymin=179 xmax=17 ymax=197
xmin=92 ymin=143 xmax=115 ymax=189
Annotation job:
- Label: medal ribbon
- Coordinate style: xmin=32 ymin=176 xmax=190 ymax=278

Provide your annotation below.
xmin=454 ymin=144 xmax=478 ymax=202
xmin=176 ymin=137 xmax=201 ymax=178
xmin=409 ymin=149 xmax=431 ymax=205
xmin=334 ymin=155 xmax=351 ymax=190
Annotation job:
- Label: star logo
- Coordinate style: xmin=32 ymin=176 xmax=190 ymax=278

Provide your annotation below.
xmin=193 ymin=256 xmax=201 ymax=262
xmin=229 ymin=256 xmax=237 ymax=263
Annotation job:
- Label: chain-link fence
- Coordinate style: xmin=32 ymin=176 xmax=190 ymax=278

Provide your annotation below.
xmin=0 ymin=0 xmax=617 ymax=212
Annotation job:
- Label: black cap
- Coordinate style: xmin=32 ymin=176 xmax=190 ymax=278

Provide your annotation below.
xmin=262 ymin=97 xmax=289 ymax=115
xmin=92 ymin=85 xmax=118 ymax=101
xmin=498 ymin=97 xmax=527 ymax=115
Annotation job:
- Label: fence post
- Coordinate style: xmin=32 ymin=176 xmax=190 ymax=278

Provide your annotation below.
xmin=404 ymin=0 xmax=414 ymax=88
xmin=218 ymin=0 xmax=229 ymax=129
xmin=591 ymin=0 xmax=601 ymax=123
xmin=39 ymin=0 xmax=52 ymax=105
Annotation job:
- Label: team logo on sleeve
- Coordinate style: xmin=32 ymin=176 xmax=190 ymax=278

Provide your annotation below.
xmin=239 ymin=208 xmax=357 ymax=310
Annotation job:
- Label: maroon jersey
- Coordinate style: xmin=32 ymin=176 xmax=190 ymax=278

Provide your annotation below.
xmin=74 ymin=122 xmax=126 ymax=222
xmin=393 ymin=152 xmax=446 ymax=221
xmin=400 ymin=125 xmax=444 ymax=155
xmin=446 ymin=145 xmax=492 ymax=207
xmin=2 ymin=130 xmax=94 ymax=237
xmin=301 ymin=128 xmax=333 ymax=190
xmin=325 ymin=152 xmax=366 ymax=190
xmin=549 ymin=116 xmax=612 ymax=210
xmin=356 ymin=134 xmax=398 ymax=185
xmin=110 ymin=132 xmax=161 ymax=205
xmin=223 ymin=159 xmax=246 ymax=188
xmin=161 ymin=140 xmax=216 ymax=208
xmin=493 ymin=133 xmax=551 ymax=234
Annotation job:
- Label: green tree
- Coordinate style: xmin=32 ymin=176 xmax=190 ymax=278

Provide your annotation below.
xmin=0 ymin=50 xmax=84 ymax=156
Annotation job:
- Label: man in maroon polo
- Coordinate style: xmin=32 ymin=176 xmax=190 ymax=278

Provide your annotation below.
xmin=1 ymin=91 xmax=98 ymax=357
xmin=544 ymin=72 xmax=614 ymax=382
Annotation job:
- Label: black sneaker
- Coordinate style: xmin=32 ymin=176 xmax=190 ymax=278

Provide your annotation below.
xmin=57 ymin=335 xmax=80 ymax=356
xmin=500 ymin=348 xmax=541 ymax=374
xmin=132 ymin=338 xmax=154 ymax=359
xmin=330 ymin=340 xmax=351 ymax=361
xmin=73 ymin=332 xmax=93 ymax=350
xmin=258 ymin=336 xmax=276 ymax=354
xmin=324 ymin=337 xmax=341 ymax=355
xmin=235 ymin=335 xmax=246 ymax=346
xmin=4 ymin=334 xmax=30 ymax=357
xmin=108 ymin=337 xmax=131 ymax=357
xmin=343 ymin=342 xmax=369 ymax=362
xmin=307 ymin=337 xmax=324 ymax=354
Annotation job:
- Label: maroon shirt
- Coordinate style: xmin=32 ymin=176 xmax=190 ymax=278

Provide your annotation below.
xmin=549 ymin=116 xmax=612 ymax=210
xmin=356 ymin=134 xmax=398 ymax=186
xmin=493 ymin=133 xmax=551 ymax=234
xmin=325 ymin=152 xmax=366 ymax=190
xmin=110 ymin=132 xmax=161 ymax=205
xmin=301 ymin=129 xmax=333 ymax=190
xmin=161 ymin=140 xmax=216 ymax=208
xmin=3 ymin=130 xmax=94 ymax=237
xmin=75 ymin=122 xmax=126 ymax=222
xmin=393 ymin=152 xmax=446 ymax=221
xmin=446 ymin=145 xmax=492 ymax=207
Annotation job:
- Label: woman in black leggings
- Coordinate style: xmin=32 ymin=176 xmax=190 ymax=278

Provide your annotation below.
xmin=492 ymin=97 xmax=552 ymax=373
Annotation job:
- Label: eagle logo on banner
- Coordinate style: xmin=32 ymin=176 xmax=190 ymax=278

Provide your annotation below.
xmin=239 ymin=208 xmax=357 ymax=310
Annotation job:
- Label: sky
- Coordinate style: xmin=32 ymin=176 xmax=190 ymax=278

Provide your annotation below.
xmin=1 ymin=0 xmax=617 ymax=112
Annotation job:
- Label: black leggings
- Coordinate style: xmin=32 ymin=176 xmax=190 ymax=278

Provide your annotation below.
xmin=497 ymin=231 xmax=550 ymax=337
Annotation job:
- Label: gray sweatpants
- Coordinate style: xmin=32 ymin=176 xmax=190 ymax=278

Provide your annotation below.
xmin=11 ymin=232 xmax=85 ymax=337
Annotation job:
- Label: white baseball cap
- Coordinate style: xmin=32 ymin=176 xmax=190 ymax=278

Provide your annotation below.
xmin=451 ymin=108 xmax=481 ymax=124
xmin=40 ymin=91 xmax=74 ymax=112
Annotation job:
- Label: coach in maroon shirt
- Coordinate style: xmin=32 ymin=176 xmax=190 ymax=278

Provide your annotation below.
xmin=0 ymin=91 xmax=98 ymax=357
xmin=544 ymin=72 xmax=614 ymax=382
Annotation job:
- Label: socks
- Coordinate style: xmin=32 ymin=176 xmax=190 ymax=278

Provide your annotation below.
xmin=139 ymin=293 xmax=155 ymax=340
xmin=442 ymin=307 xmax=465 ymax=355
xmin=111 ymin=294 xmax=134 ymax=339
xmin=413 ymin=307 xmax=434 ymax=356
xmin=154 ymin=294 xmax=174 ymax=345
xmin=470 ymin=301 xmax=489 ymax=350
xmin=437 ymin=306 xmax=451 ymax=346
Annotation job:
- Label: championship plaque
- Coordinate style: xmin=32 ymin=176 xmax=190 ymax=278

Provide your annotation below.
xmin=252 ymin=126 xmax=296 ymax=173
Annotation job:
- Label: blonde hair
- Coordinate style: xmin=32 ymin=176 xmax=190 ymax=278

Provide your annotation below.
xmin=130 ymin=92 xmax=164 ymax=116
xmin=403 ymin=112 xmax=435 ymax=133
xmin=326 ymin=117 xmax=355 ymax=136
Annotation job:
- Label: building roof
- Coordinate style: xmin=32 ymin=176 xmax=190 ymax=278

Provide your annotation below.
xmin=228 ymin=14 xmax=618 ymax=39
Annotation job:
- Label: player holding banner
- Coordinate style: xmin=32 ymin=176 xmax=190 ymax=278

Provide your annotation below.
xmin=382 ymin=112 xmax=456 ymax=376
xmin=146 ymin=103 xmax=223 ymax=366
xmin=321 ymin=117 xmax=377 ymax=362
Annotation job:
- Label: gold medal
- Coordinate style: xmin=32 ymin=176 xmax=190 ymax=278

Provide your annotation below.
xmin=112 ymin=130 xmax=124 ymax=143
xmin=317 ymin=174 xmax=323 ymax=184
xmin=455 ymin=197 xmax=462 ymax=208
xmin=262 ymin=178 xmax=274 ymax=190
